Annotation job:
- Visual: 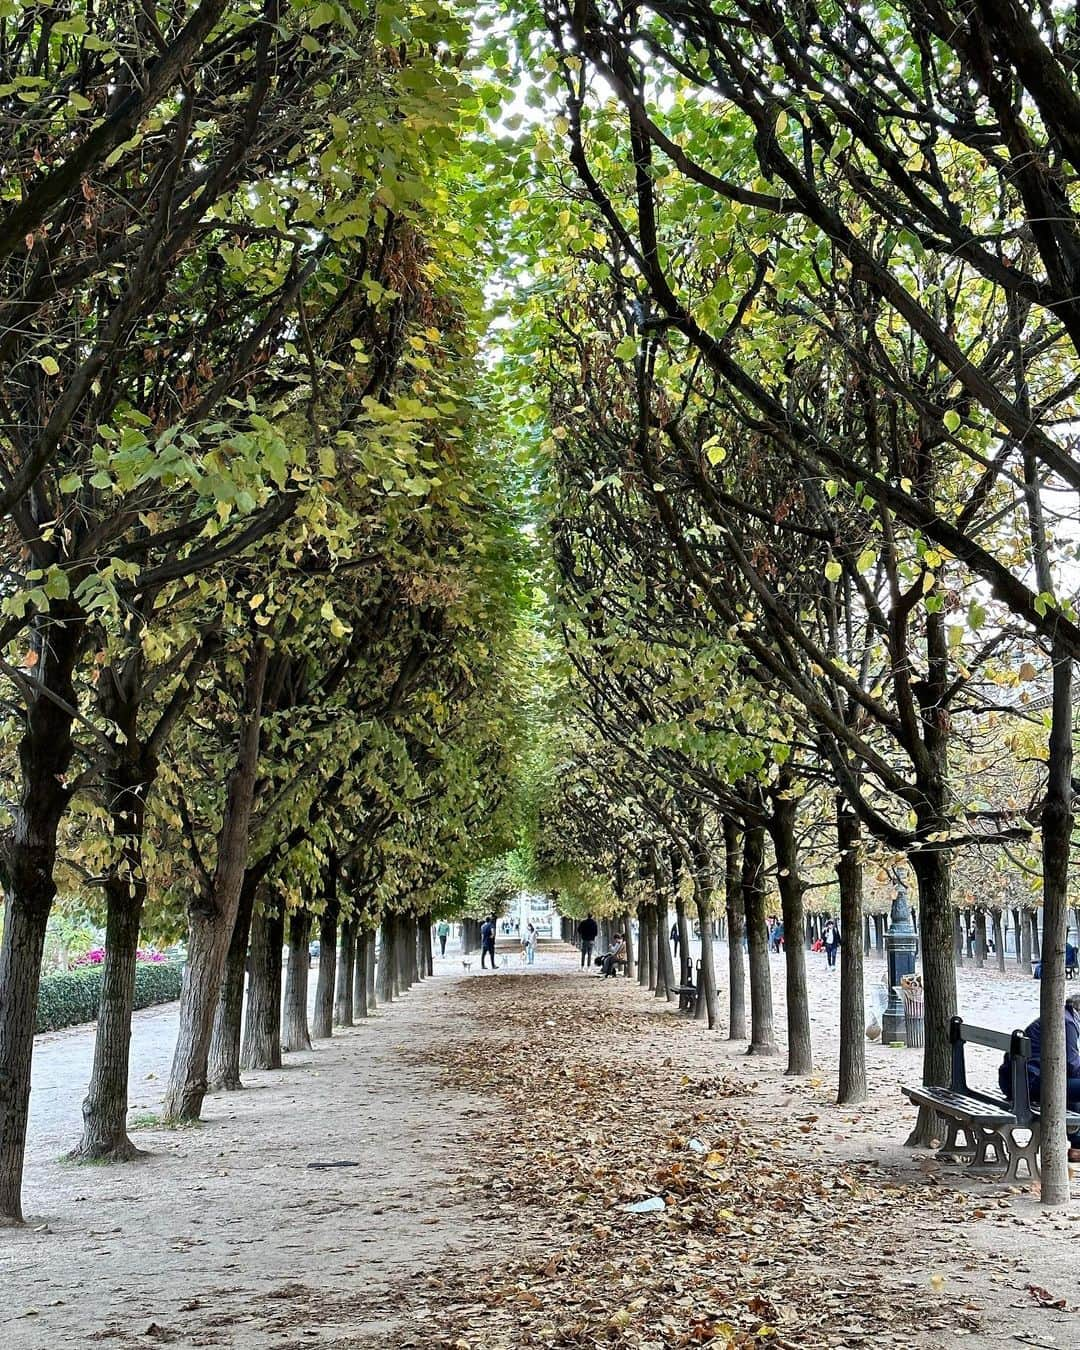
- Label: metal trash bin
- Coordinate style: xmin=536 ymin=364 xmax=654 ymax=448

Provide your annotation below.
xmin=901 ymin=983 xmax=924 ymax=1048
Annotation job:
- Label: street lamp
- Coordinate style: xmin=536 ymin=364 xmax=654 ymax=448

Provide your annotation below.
xmin=882 ymin=872 xmax=918 ymax=1044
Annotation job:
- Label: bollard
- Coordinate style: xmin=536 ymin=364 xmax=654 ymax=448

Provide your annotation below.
xmin=882 ymin=876 xmax=917 ymax=1045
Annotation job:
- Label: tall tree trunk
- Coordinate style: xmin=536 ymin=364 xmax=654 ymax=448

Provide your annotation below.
xmin=71 ymin=865 xmax=146 ymax=1161
xmin=0 ymin=617 xmax=79 ymax=1223
xmin=241 ymin=902 xmax=283 ymax=1071
xmin=365 ymin=928 xmax=377 ymax=1009
xmin=722 ymin=816 xmax=746 ymax=1039
xmin=674 ymin=898 xmax=692 ymax=986
xmin=1022 ymin=909 xmax=1033 ymax=968
xmin=377 ymin=920 xmax=396 ymax=1004
xmin=423 ymin=913 xmax=434 ymax=977
xmin=208 ymin=870 xmax=259 ymax=1092
xmin=354 ymin=926 xmax=369 ymax=1017
xmin=311 ymin=902 xmax=338 ymax=1040
xmin=689 ymin=824 xmax=721 ymax=1029
xmin=769 ymin=782 xmax=812 ymax=1075
xmin=836 ymin=799 xmax=867 ymax=1104
xmin=992 ymin=909 xmax=1006 ymax=974
xmin=742 ymin=816 xmax=777 ymax=1056
xmin=163 ymin=640 xmax=268 ymax=1123
xmin=621 ymin=909 xmax=634 ymax=978
xmin=974 ymin=907 xmax=986 ymax=968
xmin=906 ymin=845 xmax=955 ymax=1146
xmin=656 ymin=901 xmax=675 ymax=1002
xmin=72 ymin=749 xmax=152 ymax=1162
xmin=1039 ymin=646 xmax=1072 ymax=1204
xmin=1012 ymin=907 xmax=1022 ymax=966
xmin=636 ymin=904 xmax=649 ymax=988
xmin=334 ymin=914 xmax=355 ymax=1028
xmin=1031 ymin=910 xmax=1042 ymax=961
xmin=953 ymin=910 xmax=965 ymax=967
xmin=647 ymin=906 xmax=659 ymax=991
xmin=282 ymin=909 xmax=313 ymax=1053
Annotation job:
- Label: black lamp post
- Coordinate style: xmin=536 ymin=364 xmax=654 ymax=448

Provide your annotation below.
xmin=882 ymin=874 xmax=918 ymax=1044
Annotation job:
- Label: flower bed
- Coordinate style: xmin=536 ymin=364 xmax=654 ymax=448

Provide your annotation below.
xmin=36 ymin=959 xmax=184 ymax=1034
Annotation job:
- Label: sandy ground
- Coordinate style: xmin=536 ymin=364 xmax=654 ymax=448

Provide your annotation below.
xmin=2 ymin=939 xmax=1079 ymax=1349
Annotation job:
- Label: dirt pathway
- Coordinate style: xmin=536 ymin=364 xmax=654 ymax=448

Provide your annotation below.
xmin=5 ymin=944 xmax=1080 ymax=1349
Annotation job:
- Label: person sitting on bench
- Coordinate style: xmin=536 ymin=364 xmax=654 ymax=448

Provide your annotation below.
xmin=597 ymin=933 xmax=627 ymax=978
xmin=999 ymin=994 xmax=1080 ymax=1162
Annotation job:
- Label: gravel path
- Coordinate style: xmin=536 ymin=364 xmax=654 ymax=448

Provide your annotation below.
xmin=2 ymin=938 xmax=1075 ymax=1349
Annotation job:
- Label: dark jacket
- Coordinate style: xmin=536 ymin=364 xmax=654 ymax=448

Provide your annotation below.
xmin=579 ymin=918 xmax=598 ymax=943
xmin=480 ymin=921 xmax=495 ymax=947
xmin=998 ymin=1007 xmax=1080 ymax=1098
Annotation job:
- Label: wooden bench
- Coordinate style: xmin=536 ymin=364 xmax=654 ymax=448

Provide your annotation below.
xmin=902 ymin=1016 xmax=1080 ymax=1182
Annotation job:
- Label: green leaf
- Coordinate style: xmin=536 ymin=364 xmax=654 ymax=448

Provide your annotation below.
xmin=613 ymin=336 xmax=638 ymax=361
xmin=39 ymin=356 xmax=59 ymax=376
xmin=824 ymin=559 xmax=842 ymax=583
xmin=943 ymin=410 xmax=961 ymax=434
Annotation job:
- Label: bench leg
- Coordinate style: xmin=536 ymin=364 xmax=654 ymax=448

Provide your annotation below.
xmin=937 ymin=1119 xmax=978 ymax=1159
xmin=969 ymin=1127 xmax=1008 ymax=1172
xmin=1001 ymin=1124 xmax=1041 ymax=1182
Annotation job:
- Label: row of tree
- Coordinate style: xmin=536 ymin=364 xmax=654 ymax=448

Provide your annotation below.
xmin=0 ymin=2 xmax=528 ymax=1226
xmin=489 ymin=0 xmax=1080 ymax=1202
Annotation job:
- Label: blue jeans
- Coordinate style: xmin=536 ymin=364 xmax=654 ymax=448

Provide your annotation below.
xmin=527 ymin=946 xmax=535 ymax=965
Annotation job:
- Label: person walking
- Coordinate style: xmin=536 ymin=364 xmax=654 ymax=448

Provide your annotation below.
xmin=823 ymin=918 xmax=841 ymax=971
xmin=525 ymin=922 xmax=538 ymax=965
xmin=437 ymin=919 xmax=450 ymax=957
xmin=578 ymin=914 xmax=598 ymax=968
xmin=670 ymin=920 xmax=680 ymax=959
xmin=480 ymin=915 xmax=498 ymax=971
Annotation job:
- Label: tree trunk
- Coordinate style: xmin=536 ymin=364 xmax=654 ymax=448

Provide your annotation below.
xmin=354 ymin=926 xmax=370 ymax=1017
xmin=241 ymin=903 xmax=283 ymax=1072
xmin=71 ymin=869 xmax=146 ymax=1162
xmin=377 ymin=920 xmax=396 ymax=1004
xmin=656 ymin=903 xmax=675 ymax=1002
xmin=836 ymin=799 xmax=867 ymax=1104
xmin=208 ymin=871 xmax=259 ymax=1092
xmin=742 ymin=817 xmax=777 ymax=1055
xmin=722 ymin=816 xmax=746 ymax=1039
xmin=991 ymin=909 xmax=1006 ymax=974
xmin=952 ymin=910 xmax=964 ymax=967
xmin=365 ymin=928 xmax=377 ymax=1009
xmin=863 ymin=914 xmax=871 ymax=954
xmin=1022 ymin=909 xmax=1033 ymax=968
xmin=974 ymin=908 xmax=986 ymax=968
xmin=163 ymin=640 xmax=268 ymax=1123
xmin=423 ymin=914 xmax=434 ymax=977
xmin=334 ymin=914 xmax=355 ymax=1028
xmin=647 ymin=906 xmax=659 ymax=991
xmin=311 ymin=902 xmax=338 ymax=1040
xmin=769 ymin=783 xmax=812 ymax=1075
xmin=1039 ymin=646 xmax=1072 ymax=1204
xmin=621 ymin=910 xmax=634 ymax=978
xmin=675 ymin=898 xmax=692 ymax=987
xmin=906 ymin=845 xmax=956 ymax=1146
xmin=282 ymin=909 xmax=313 ymax=1053
xmin=637 ymin=905 xmax=650 ymax=988
xmin=0 ymin=617 xmax=79 ymax=1224
xmin=1031 ymin=909 xmax=1042 ymax=961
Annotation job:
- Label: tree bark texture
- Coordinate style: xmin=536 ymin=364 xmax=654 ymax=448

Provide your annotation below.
xmin=742 ymin=818 xmax=777 ymax=1055
xmin=836 ymin=799 xmax=867 ymax=1104
xmin=312 ymin=902 xmax=338 ymax=1040
xmin=208 ymin=871 xmax=259 ymax=1092
xmin=334 ymin=914 xmax=355 ymax=1028
xmin=282 ymin=909 xmax=313 ymax=1053
xmin=163 ymin=640 xmax=268 ymax=1123
xmin=722 ymin=816 xmax=747 ymax=1040
xmin=769 ymin=785 xmax=813 ymax=1075
xmin=241 ymin=903 xmax=283 ymax=1072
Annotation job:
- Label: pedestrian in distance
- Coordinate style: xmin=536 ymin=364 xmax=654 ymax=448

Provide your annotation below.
xmin=437 ymin=919 xmax=450 ymax=957
xmin=670 ymin=920 xmax=680 ymax=958
xmin=578 ymin=914 xmax=598 ymax=968
xmin=480 ymin=915 xmax=498 ymax=971
xmin=525 ymin=922 xmax=538 ymax=965
xmin=823 ymin=918 xmax=841 ymax=970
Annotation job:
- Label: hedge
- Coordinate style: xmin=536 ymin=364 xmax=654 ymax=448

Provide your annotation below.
xmin=36 ymin=960 xmax=184 ymax=1034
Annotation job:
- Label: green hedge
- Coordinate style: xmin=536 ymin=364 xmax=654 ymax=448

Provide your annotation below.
xmin=36 ymin=961 xmax=184 ymax=1034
